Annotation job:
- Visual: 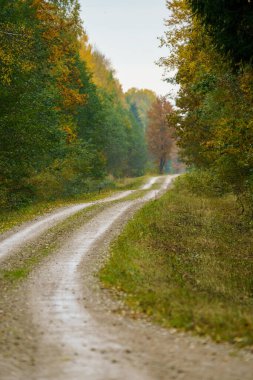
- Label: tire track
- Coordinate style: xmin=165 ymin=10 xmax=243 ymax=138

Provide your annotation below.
xmin=0 ymin=191 xmax=136 ymax=263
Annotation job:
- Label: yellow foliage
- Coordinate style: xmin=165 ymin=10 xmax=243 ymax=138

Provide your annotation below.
xmin=59 ymin=85 xmax=86 ymax=109
xmin=0 ymin=19 xmax=34 ymax=85
xmin=63 ymin=124 xmax=77 ymax=144
xmin=79 ymin=34 xmax=95 ymax=73
xmin=33 ymin=0 xmax=86 ymax=120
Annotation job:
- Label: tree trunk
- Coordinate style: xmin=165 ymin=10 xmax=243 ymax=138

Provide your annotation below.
xmin=159 ymin=157 xmax=165 ymax=174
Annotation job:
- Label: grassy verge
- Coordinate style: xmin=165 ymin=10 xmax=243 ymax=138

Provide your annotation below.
xmin=100 ymin=175 xmax=253 ymax=347
xmin=0 ymin=176 xmax=146 ymax=234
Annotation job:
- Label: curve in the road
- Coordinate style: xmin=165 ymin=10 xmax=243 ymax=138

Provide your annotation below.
xmin=0 ymin=176 xmax=168 ymax=263
xmin=26 ymin=177 xmax=177 ymax=379
xmin=0 ymin=190 xmax=135 ymax=263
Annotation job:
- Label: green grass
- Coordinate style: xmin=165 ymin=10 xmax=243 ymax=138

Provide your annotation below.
xmin=2 ymin=269 xmax=29 ymax=281
xmin=114 ymin=176 xmax=147 ymax=190
xmin=0 ymin=176 xmax=147 ymax=234
xmin=100 ymin=175 xmax=253 ymax=347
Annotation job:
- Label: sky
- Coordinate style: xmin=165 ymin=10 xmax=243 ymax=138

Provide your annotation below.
xmin=79 ymin=0 xmax=172 ymax=97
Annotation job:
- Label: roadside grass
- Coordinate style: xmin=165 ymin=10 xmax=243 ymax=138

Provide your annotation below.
xmin=0 ymin=176 xmax=147 ymax=234
xmin=100 ymin=176 xmax=253 ymax=348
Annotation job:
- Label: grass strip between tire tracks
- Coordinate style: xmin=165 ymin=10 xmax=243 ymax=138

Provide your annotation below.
xmin=100 ymin=176 xmax=253 ymax=348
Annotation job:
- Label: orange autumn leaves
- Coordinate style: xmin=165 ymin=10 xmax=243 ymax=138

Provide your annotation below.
xmin=34 ymin=0 xmax=85 ymax=142
xmin=146 ymin=97 xmax=175 ymax=173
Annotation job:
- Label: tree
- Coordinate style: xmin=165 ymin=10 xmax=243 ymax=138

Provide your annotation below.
xmin=0 ymin=0 xmax=94 ymax=206
xmin=79 ymin=46 xmax=148 ymax=177
xmin=126 ymin=88 xmax=156 ymax=129
xmin=146 ymin=97 xmax=175 ymax=174
xmin=0 ymin=0 xmax=64 ymax=206
xmin=160 ymin=0 xmax=253 ymax=206
xmin=0 ymin=0 xmax=149 ymax=208
xmin=127 ymin=106 xmax=148 ymax=176
xmin=187 ymin=0 xmax=253 ymax=66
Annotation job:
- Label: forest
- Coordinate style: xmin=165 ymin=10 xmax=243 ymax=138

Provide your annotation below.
xmin=0 ymin=0 xmax=167 ymax=210
xmin=1 ymin=0 xmax=252 ymax=213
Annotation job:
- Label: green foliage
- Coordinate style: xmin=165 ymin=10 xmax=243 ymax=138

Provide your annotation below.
xmin=0 ymin=0 xmax=63 ymax=207
xmin=126 ymin=112 xmax=147 ymax=176
xmin=0 ymin=1 xmax=149 ymax=209
xmin=187 ymin=0 xmax=253 ymax=66
xmin=125 ymin=88 xmax=156 ymax=129
xmin=81 ymin=50 xmax=148 ymax=178
xmin=175 ymin=169 xmax=229 ymax=197
xmin=28 ymin=141 xmax=102 ymax=200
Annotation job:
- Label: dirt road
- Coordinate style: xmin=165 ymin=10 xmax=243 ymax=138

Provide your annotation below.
xmin=0 ymin=176 xmax=252 ymax=380
xmin=0 ymin=190 xmax=136 ymax=263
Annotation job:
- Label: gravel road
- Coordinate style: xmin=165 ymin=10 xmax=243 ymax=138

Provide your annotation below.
xmin=0 ymin=175 xmax=252 ymax=380
xmin=0 ymin=190 xmax=135 ymax=263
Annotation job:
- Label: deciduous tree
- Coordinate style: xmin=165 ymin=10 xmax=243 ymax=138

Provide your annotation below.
xmin=146 ymin=97 xmax=175 ymax=174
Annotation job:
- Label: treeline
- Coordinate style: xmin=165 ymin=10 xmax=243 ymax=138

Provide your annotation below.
xmin=0 ymin=0 xmax=150 ymax=209
xmin=161 ymin=0 xmax=253 ymax=213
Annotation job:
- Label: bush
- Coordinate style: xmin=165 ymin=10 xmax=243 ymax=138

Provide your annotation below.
xmin=174 ymin=169 xmax=229 ymax=198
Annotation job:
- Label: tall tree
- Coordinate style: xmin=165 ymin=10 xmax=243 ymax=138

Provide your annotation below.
xmin=161 ymin=0 xmax=253 ymax=200
xmin=187 ymin=0 xmax=253 ymax=66
xmin=0 ymin=0 xmax=63 ymax=206
xmin=126 ymin=88 xmax=156 ymax=129
xmin=79 ymin=46 xmax=148 ymax=177
xmin=0 ymin=0 xmax=91 ymax=206
xmin=146 ymin=97 xmax=174 ymax=174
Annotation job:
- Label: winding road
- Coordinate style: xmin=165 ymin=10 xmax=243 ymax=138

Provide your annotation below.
xmin=0 ymin=176 xmax=252 ymax=380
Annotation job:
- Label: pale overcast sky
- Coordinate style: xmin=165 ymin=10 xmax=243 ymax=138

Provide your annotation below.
xmin=79 ymin=0 xmax=172 ymax=97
